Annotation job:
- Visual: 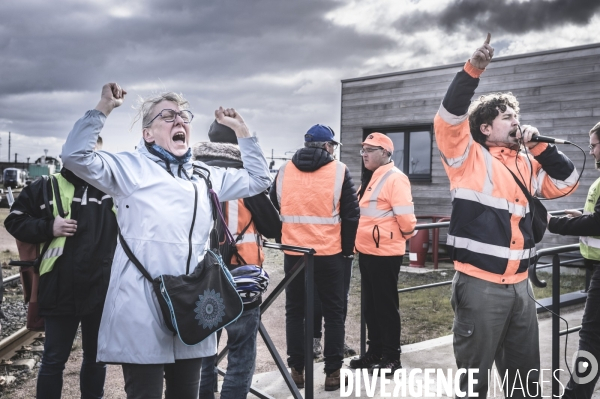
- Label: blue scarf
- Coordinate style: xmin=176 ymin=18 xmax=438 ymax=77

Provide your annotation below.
xmin=147 ymin=143 xmax=192 ymax=165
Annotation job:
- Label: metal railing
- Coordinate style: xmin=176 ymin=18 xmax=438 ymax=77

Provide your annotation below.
xmin=213 ymin=242 xmax=316 ymax=399
xmin=529 ymin=244 xmax=591 ymax=398
xmin=359 ymin=215 xmax=589 ymax=399
xmin=225 ymin=210 xmax=586 ymax=398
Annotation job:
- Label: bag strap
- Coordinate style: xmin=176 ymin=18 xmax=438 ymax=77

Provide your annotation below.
xmin=116 ymin=165 xmax=208 ymax=281
xmin=34 ymin=240 xmax=53 ymax=272
xmin=185 ymin=182 xmax=198 ymax=275
xmin=236 ymin=217 xmax=253 ymax=244
xmin=231 ymin=217 xmax=253 ymax=266
xmin=503 ymin=165 xmax=536 ymax=203
xmin=41 ymin=176 xmax=53 ymax=219
xmin=192 ymin=165 xmax=236 ymax=252
xmin=30 ymin=176 xmax=58 ymax=272
xmin=118 ymin=230 xmax=154 ymax=283
xmin=49 ymin=175 xmax=67 ymax=218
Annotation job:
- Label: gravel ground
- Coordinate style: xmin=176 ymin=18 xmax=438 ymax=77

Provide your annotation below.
xmin=0 ymin=267 xmax=38 ymax=398
xmin=1 ymin=280 xmax=28 ymax=340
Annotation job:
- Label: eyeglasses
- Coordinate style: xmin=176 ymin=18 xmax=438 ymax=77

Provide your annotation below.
xmin=360 ymin=147 xmax=383 ymax=155
xmin=328 ymin=142 xmax=339 ymax=150
xmin=146 ymin=109 xmax=194 ymax=126
xmin=590 ymin=143 xmax=600 ymax=150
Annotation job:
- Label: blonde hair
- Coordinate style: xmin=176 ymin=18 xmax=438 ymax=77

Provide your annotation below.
xmin=132 ymin=92 xmax=190 ymax=130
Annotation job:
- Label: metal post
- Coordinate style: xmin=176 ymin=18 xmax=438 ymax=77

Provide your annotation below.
xmin=433 ymin=226 xmax=439 ymax=269
xmin=304 ymin=252 xmax=314 ymax=398
xmin=552 ymin=254 xmax=560 ymax=398
xmin=259 ymin=322 xmax=302 ymax=399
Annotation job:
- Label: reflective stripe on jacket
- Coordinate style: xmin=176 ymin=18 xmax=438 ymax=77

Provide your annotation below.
xmin=276 ymin=160 xmax=346 ymax=255
xmin=356 ymin=161 xmax=416 ymax=256
xmin=227 ymin=199 xmax=264 ymax=266
xmin=435 ymin=61 xmax=578 ymax=284
xmin=580 ymin=177 xmax=600 ymax=261
xmin=39 ymin=173 xmax=75 ymax=276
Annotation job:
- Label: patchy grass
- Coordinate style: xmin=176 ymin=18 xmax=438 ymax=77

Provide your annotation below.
xmin=398 ymin=270 xmax=455 ymax=345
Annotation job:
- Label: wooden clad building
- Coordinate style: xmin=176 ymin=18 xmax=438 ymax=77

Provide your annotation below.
xmin=340 ymin=43 xmax=600 ymax=249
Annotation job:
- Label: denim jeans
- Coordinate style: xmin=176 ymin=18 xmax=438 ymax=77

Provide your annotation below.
xmin=199 ymin=306 xmax=261 ymax=399
xmin=563 ymin=265 xmax=600 ymax=399
xmin=122 ymin=358 xmax=203 ymax=399
xmin=37 ymin=308 xmax=106 ymax=399
xmin=285 ymin=253 xmax=345 ymax=374
xmin=314 ymin=257 xmax=353 ymax=338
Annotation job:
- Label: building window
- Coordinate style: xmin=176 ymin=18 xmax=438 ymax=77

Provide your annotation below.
xmin=363 ymin=126 xmax=432 ymax=181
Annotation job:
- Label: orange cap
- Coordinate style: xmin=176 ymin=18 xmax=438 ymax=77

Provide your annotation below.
xmin=362 ymin=133 xmax=393 ymax=153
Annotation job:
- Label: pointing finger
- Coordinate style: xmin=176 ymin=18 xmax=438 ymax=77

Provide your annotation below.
xmin=484 ymin=32 xmax=491 ymax=45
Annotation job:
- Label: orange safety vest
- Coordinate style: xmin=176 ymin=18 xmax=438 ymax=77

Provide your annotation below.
xmin=226 ymin=199 xmax=264 ymax=266
xmin=276 ymin=160 xmax=346 ymax=256
xmin=434 ymin=61 xmax=578 ymax=284
xmin=356 ymin=162 xmax=416 ymax=256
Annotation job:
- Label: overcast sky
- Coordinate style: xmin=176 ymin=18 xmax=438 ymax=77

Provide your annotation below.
xmin=0 ymin=0 xmax=598 ymax=167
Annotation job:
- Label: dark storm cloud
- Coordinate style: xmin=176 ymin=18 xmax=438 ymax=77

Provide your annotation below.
xmin=0 ymin=0 xmax=397 ymax=156
xmin=395 ymin=0 xmax=600 ymax=34
xmin=0 ymin=0 xmax=394 ymax=96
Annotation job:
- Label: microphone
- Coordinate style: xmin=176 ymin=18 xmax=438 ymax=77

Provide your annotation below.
xmin=529 ymin=135 xmax=571 ymax=144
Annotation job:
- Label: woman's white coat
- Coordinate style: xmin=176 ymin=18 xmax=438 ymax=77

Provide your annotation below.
xmin=61 ymin=110 xmax=271 ymax=363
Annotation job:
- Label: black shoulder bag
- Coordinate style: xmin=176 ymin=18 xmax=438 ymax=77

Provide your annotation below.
xmin=505 ymin=168 xmax=548 ymax=243
xmin=118 ymin=168 xmax=243 ymax=346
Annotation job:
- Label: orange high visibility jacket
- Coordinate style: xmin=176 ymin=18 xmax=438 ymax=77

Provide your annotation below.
xmin=435 ymin=61 xmax=579 ymax=284
xmin=276 ymin=160 xmax=346 ymax=255
xmin=226 ymin=199 xmax=264 ymax=266
xmin=356 ymin=162 xmax=416 ymax=256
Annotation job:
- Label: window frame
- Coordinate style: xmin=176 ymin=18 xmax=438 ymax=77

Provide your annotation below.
xmin=362 ymin=124 xmax=433 ymax=182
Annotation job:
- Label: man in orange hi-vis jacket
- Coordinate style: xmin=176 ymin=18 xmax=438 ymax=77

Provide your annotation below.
xmin=437 ymin=34 xmax=579 ymax=398
xmin=349 ymin=132 xmax=416 ymax=375
xmin=270 ymin=124 xmax=359 ymax=392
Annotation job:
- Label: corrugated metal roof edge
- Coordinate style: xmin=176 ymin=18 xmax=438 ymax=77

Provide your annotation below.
xmin=341 ymin=42 xmax=600 ymax=84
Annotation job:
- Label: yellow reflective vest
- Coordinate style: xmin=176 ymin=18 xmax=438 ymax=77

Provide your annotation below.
xmin=39 ymin=174 xmax=74 ymax=276
xmin=580 ymin=177 xmax=600 ymax=261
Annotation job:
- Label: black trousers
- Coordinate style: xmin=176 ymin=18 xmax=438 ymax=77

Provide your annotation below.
xmin=37 ymin=308 xmax=105 ymax=399
xmin=314 ymin=257 xmax=353 ymax=338
xmin=284 ymin=253 xmax=345 ymax=374
xmin=358 ymin=252 xmax=402 ymax=360
xmin=564 ymin=265 xmax=600 ymax=399
xmin=122 ymin=358 xmax=202 ymax=399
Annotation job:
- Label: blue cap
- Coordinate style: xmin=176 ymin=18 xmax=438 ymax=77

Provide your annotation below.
xmin=304 ymin=124 xmax=341 ymax=145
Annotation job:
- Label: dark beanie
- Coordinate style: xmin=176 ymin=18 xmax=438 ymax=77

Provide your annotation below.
xmin=208 ymin=120 xmax=238 ymax=144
